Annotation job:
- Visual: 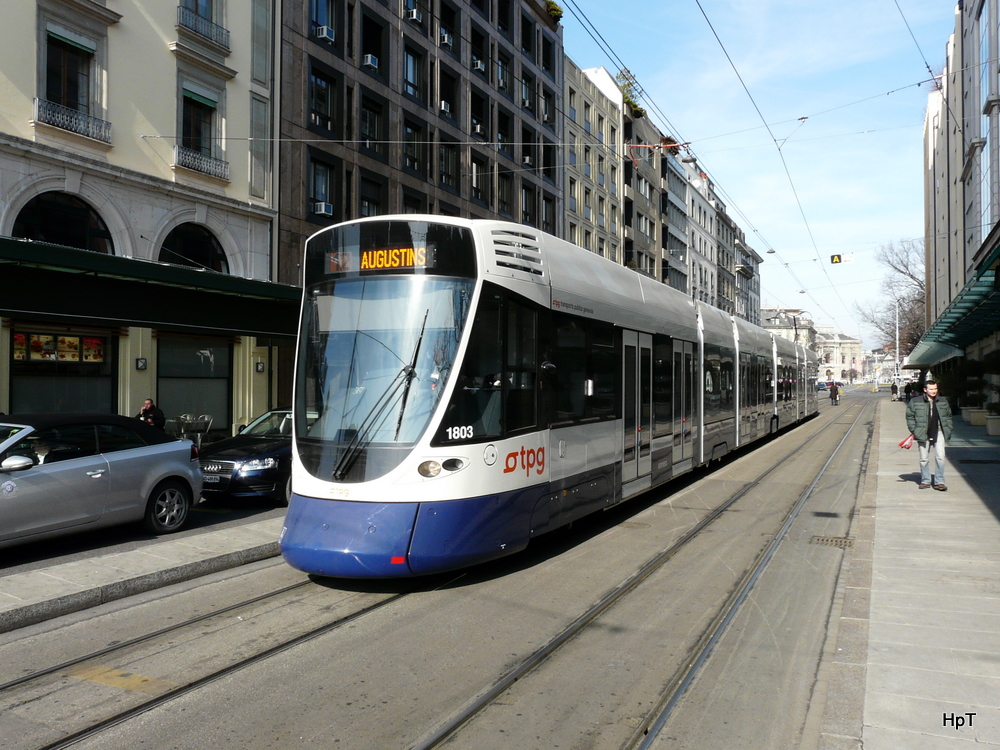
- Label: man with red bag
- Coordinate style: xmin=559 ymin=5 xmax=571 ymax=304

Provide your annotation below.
xmin=905 ymin=380 xmax=953 ymax=490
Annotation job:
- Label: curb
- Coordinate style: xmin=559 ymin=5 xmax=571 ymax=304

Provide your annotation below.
xmin=0 ymin=542 xmax=280 ymax=634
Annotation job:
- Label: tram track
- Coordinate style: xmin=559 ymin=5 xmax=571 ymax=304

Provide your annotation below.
xmin=409 ymin=399 xmax=874 ymax=750
xmin=4 ymin=401 xmax=870 ymax=750
xmin=0 ymin=572 xmax=419 ymax=750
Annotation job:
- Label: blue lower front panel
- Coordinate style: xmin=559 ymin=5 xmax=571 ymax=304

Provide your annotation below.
xmin=280 ymin=485 xmax=547 ymax=578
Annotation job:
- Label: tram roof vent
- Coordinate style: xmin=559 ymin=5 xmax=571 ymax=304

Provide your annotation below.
xmin=489 ymin=229 xmax=544 ymax=278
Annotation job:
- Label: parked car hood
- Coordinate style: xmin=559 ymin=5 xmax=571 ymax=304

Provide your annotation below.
xmin=200 ymin=435 xmax=290 ymax=460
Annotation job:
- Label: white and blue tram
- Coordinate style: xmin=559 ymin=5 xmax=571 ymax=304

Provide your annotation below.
xmin=280 ymin=217 xmax=817 ymax=578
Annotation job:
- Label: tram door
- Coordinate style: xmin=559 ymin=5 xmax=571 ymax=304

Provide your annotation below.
xmin=672 ymin=340 xmax=695 ymax=470
xmin=623 ymin=331 xmax=652 ymax=483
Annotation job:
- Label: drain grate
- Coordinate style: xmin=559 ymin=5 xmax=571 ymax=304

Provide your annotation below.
xmin=620 ymin=521 xmax=651 ymax=530
xmin=811 ymin=536 xmax=854 ymax=548
xmin=958 ymin=459 xmax=1000 ymax=464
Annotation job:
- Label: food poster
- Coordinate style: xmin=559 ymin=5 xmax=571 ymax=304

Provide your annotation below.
xmin=13 ymin=333 xmax=27 ymax=361
xmin=29 ymin=334 xmax=56 ymax=361
xmin=82 ymin=338 xmax=104 ymax=362
xmin=57 ymin=336 xmax=80 ymax=362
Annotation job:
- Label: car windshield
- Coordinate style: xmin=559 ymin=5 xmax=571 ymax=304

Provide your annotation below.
xmin=243 ymin=411 xmax=292 ymax=437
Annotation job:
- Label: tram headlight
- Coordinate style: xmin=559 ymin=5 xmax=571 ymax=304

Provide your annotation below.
xmin=417 ymin=460 xmax=442 ymax=477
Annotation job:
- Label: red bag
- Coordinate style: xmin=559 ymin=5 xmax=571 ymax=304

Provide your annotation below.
xmin=898 ymin=434 xmax=915 ymax=450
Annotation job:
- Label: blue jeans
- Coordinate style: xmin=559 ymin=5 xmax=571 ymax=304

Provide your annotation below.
xmin=918 ymin=437 xmax=946 ymax=485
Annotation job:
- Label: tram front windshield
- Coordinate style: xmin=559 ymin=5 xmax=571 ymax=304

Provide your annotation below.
xmin=296 ymin=221 xmax=476 ymax=483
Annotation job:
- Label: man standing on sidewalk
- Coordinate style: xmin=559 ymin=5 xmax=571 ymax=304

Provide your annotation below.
xmin=905 ymin=379 xmax=953 ymax=490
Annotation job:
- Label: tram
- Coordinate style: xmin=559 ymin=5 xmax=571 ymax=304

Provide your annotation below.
xmin=280 ymin=216 xmax=817 ymax=578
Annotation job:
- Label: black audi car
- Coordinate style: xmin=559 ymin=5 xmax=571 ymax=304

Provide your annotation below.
xmin=199 ymin=409 xmax=292 ymax=505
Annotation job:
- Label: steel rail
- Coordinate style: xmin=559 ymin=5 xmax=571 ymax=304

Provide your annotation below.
xmin=407 ymin=406 xmax=857 ymax=750
xmin=630 ymin=401 xmax=873 ymax=750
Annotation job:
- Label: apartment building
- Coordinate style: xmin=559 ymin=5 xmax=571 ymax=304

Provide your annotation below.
xmin=279 ymin=0 xmax=565 ymax=286
xmin=661 ymin=149 xmax=689 ymax=293
xmin=735 ymin=236 xmax=763 ymax=326
xmin=684 ymin=159 xmax=716 ymax=305
xmin=0 ymin=0 xmax=293 ymax=432
xmin=563 ymin=60 xmax=622 ymax=261
xmin=916 ymin=2 xmax=1000 ymax=372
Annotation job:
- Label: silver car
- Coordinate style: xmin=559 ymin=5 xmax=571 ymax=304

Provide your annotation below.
xmin=0 ymin=413 xmax=203 ymax=549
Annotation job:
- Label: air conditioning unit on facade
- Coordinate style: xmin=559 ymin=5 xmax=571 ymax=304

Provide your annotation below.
xmin=472 ymin=59 xmax=486 ymax=73
xmin=473 ymin=123 xmax=484 ymax=135
xmin=522 ymin=156 xmax=533 ymax=167
xmin=440 ymin=100 xmax=451 ymax=115
xmin=314 ymin=26 xmax=335 ymax=42
xmin=313 ymin=201 xmax=334 ymax=216
xmin=522 ymin=98 xmax=532 ymax=108
xmin=406 ymin=9 xmax=422 ymax=22
xmin=440 ymin=31 xmax=453 ymax=47
xmin=362 ymin=54 xmax=378 ymax=70
xmin=497 ymin=76 xmax=507 ymax=90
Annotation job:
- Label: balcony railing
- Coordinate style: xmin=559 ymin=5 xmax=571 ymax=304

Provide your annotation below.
xmin=34 ymin=98 xmax=111 ymax=143
xmin=174 ymin=145 xmax=230 ymax=180
xmin=177 ymin=5 xmax=231 ymax=50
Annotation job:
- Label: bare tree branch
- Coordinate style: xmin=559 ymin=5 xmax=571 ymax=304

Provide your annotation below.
xmin=853 ymin=238 xmax=926 ymax=354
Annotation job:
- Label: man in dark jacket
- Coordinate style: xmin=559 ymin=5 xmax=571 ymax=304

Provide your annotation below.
xmin=905 ymin=380 xmax=953 ymax=491
xmin=136 ymin=398 xmax=166 ymax=431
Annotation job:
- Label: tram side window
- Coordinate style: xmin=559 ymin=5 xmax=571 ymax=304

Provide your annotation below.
xmin=436 ymin=290 xmax=503 ymax=442
xmin=704 ymin=344 xmax=722 ymax=419
xmin=652 ymin=335 xmax=672 ymax=438
xmin=764 ymin=366 xmax=774 ymax=403
xmin=720 ymin=346 xmax=734 ymax=410
xmin=550 ymin=313 xmax=617 ymax=426
xmin=506 ymin=301 xmax=537 ymax=433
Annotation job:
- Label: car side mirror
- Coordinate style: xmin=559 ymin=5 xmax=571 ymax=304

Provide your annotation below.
xmin=237 ymin=425 xmax=247 ymax=434
xmin=1 ymin=455 xmax=34 ymax=473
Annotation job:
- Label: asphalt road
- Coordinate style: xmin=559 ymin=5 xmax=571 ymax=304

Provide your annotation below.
xmin=0 ymin=394 xmax=870 ymax=750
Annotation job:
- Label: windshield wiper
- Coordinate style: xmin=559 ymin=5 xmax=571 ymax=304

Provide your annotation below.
xmin=331 ymin=310 xmax=430 ymax=481
xmin=394 ymin=310 xmax=429 ymax=441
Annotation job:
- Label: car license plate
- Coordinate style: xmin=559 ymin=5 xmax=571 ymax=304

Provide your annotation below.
xmin=203 ymin=475 xmax=221 ymax=483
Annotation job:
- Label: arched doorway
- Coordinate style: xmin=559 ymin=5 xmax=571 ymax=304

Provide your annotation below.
xmin=159 ymin=223 xmax=230 ymax=273
xmin=12 ymin=192 xmax=115 ymax=254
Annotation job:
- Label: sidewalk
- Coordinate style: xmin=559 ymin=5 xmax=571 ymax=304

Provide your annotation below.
xmin=0 ymin=517 xmax=283 ymax=633
xmin=816 ymin=397 xmax=1000 ymax=749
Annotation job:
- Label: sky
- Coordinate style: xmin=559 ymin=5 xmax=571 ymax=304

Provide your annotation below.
xmin=559 ymin=0 xmax=957 ymax=349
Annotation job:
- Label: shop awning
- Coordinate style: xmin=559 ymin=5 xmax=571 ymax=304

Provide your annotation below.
xmin=905 ymin=245 xmax=1000 ymax=369
xmin=0 ymin=235 xmax=301 ymax=339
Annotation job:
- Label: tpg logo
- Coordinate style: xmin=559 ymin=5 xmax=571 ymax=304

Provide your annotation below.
xmin=503 ymin=446 xmax=545 ymax=477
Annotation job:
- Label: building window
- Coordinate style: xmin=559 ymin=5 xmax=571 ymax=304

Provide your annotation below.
xmin=522 ymin=183 xmax=536 ymax=225
xmin=309 ymin=158 xmax=335 ymax=217
xmin=159 ymin=223 xmax=230 ymax=273
xmin=403 ymin=119 xmax=425 ymax=175
xmin=497 ymin=53 xmax=510 ymax=94
xmin=542 ymin=194 xmax=555 ymax=234
xmin=497 ymin=171 xmax=512 ymax=214
xmin=439 ymin=141 xmax=459 ymax=190
xmin=12 ymin=192 xmax=114 ymax=255
xmin=403 ymin=46 xmax=423 ymax=99
xmin=471 ymin=153 xmax=490 ymax=204
xmin=360 ymin=98 xmax=385 ymax=157
xmin=309 ymin=69 xmax=335 ymax=130
xmin=179 ymin=0 xmax=230 ymax=48
xmin=309 ymin=0 xmax=337 ymax=42
xmin=182 ymin=93 xmax=214 ymax=156
xmin=360 ymin=176 xmax=382 ymax=216
xmin=46 ymin=35 xmax=91 ymax=114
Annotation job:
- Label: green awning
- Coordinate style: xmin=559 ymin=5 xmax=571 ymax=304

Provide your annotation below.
xmin=906 ymin=244 xmax=1000 ymax=368
xmin=0 ymin=235 xmax=301 ymax=339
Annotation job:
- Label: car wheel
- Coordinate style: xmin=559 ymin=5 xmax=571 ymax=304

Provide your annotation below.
xmin=281 ymin=475 xmax=292 ymax=507
xmin=144 ymin=480 xmax=191 ymax=533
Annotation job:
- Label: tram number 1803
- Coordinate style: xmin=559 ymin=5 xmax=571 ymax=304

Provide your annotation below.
xmin=445 ymin=425 xmax=475 ymax=440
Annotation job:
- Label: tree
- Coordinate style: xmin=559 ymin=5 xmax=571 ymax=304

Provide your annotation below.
xmin=854 ymin=239 xmax=926 ymax=356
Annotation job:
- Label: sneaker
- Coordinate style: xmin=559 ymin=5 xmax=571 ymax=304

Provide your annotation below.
xmin=919 ymin=483 xmax=931 ymax=489
xmin=935 ymin=484 xmax=947 ymax=491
